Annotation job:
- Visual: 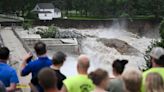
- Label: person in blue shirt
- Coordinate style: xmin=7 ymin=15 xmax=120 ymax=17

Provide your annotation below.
xmin=0 ymin=47 xmax=19 ymax=92
xmin=21 ymin=41 xmax=52 ymax=92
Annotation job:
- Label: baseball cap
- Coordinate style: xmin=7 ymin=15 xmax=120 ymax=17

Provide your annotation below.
xmin=149 ymin=47 xmax=164 ymax=59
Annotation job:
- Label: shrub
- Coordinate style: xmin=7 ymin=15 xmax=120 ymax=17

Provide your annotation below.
xmin=22 ymin=20 xmax=32 ymax=30
xmin=36 ymin=25 xmax=59 ymax=38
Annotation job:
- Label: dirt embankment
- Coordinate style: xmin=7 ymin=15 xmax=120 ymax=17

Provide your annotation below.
xmin=97 ymin=38 xmax=141 ymax=56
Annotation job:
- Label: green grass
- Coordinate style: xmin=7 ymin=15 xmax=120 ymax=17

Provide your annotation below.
xmin=67 ymin=16 xmax=112 ymax=20
xmin=132 ymin=15 xmax=155 ymax=19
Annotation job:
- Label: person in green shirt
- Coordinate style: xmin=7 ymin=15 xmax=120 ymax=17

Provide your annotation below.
xmin=61 ymin=55 xmax=94 ymax=92
xmin=142 ymin=47 xmax=164 ymax=92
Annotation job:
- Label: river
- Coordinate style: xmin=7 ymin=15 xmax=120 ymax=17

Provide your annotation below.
xmin=50 ymin=23 xmax=158 ymax=77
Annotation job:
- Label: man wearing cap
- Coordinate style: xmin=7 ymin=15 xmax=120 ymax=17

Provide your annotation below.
xmin=141 ymin=47 xmax=164 ymax=92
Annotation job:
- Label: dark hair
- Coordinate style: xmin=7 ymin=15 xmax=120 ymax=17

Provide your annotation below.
xmin=52 ymin=51 xmax=66 ymax=65
xmin=156 ymin=55 xmax=164 ymax=67
xmin=89 ymin=69 xmax=108 ymax=86
xmin=34 ymin=41 xmax=46 ymax=56
xmin=0 ymin=47 xmax=10 ymax=60
xmin=38 ymin=68 xmax=57 ymax=89
xmin=112 ymin=59 xmax=128 ymax=74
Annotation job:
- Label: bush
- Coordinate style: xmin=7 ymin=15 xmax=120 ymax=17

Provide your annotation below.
xmin=22 ymin=20 xmax=32 ymax=30
xmin=36 ymin=25 xmax=59 ymax=38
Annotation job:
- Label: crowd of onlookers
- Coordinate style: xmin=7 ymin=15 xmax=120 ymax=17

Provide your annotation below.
xmin=0 ymin=41 xmax=164 ymax=92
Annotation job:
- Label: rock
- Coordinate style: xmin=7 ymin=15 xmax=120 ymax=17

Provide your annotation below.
xmin=97 ymin=38 xmax=141 ymax=56
xmin=55 ymin=30 xmax=84 ymax=38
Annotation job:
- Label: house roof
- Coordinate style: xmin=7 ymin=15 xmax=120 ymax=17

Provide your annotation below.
xmin=37 ymin=3 xmax=54 ymax=9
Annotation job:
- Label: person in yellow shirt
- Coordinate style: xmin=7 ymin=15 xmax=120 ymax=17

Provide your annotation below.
xmin=142 ymin=47 xmax=164 ymax=92
xmin=61 ymin=55 xmax=94 ymax=92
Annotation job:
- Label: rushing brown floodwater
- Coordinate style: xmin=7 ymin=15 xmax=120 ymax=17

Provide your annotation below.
xmin=47 ymin=24 xmax=159 ymax=77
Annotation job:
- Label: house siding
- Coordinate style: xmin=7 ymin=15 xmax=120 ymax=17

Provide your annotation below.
xmin=34 ymin=4 xmax=61 ymax=20
xmin=38 ymin=13 xmax=53 ymax=20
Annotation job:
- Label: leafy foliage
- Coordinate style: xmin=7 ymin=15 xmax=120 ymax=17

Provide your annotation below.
xmin=23 ymin=21 xmax=33 ymax=30
xmin=36 ymin=25 xmax=59 ymax=38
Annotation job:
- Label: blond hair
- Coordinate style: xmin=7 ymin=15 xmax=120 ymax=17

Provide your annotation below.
xmin=145 ymin=72 xmax=164 ymax=92
xmin=122 ymin=69 xmax=142 ymax=92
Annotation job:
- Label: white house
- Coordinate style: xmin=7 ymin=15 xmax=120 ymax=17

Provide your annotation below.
xmin=33 ymin=3 xmax=61 ymax=20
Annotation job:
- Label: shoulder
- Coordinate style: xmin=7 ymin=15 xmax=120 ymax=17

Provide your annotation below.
xmin=27 ymin=59 xmax=39 ymax=66
xmin=5 ymin=65 xmax=16 ymax=72
xmin=56 ymin=70 xmax=66 ymax=78
xmin=47 ymin=58 xmax=52 ymax=64
xmin=143 ymin=68 xmax=159 ymax=77
xmin=109 ymin=78 xmax=123 ymax=88
xmin=63 ymin=76 xmax=77 ymax=84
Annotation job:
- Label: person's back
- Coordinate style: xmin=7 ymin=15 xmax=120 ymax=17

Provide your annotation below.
xmin=142 ymin=67 xmax=164 ymax=92
xmin=21 ymin=41 xmax=52 ymax=92
xmin=112 ymin=59 xmax=128 ymax=78
xmin=22 ymin=57 xmax=52 ymax=78
xmin=64 ymin=75 xmax=94 ymax=92
xmin=50 ymin=51 xmax=66 ymax=90
xmin=122 ymin=69 xmax=142 ymax=92
xmin=0 ymin=63 xmax=18 ymax=87
xmin=89 ymin=69 xmax=109 ymax=92
xmin=107 ymin=78 xmax=124 ymax=92
xmin=142 ymin=47 xmax=164 ymax=92
xmin=38 ymin=68 xmax=59 ymax=92
xmin=61 ymin=55 xmax=94 ymax=92
xmin=0 ymin=47 xmax=19 ymax=92
xmin=107 ymin=59 xmax=128 ymax=92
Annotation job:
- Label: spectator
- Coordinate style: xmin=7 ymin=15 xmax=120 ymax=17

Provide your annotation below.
xmin=61 ymin=55 xmax=94 ymax=92
xmin=89 ymin=69 xmax=109 ymax=92
xmin=50 ymin=51 xmax=66 ymax=90
xmin=0 ymin=80 xmax=6 ymax=92
xmin=122 ymin=69 xmax=142 ymax=92
xmin=142 ymin=47 xmax=164 ymax=92
xmin=112 ymin=59 xmax=128 ymax=78
xmin=145 ymin=73 xmax=164 ymax=92
xmin=107 ymin=78 xmax=124 ymax=92
xmin=38 ymin=68 xmax=59 ymax=92
xmin=107 ymin=59 xmax=128 ymax=92
xmin=21 ymin=41 xmax=52 ymax=92
xmin=0 ymin=47 xmax=19 ymax=92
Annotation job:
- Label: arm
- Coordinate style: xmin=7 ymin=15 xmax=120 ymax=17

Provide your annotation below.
xmin=60 ymin=85 xmax=68 ymax=92
xmin=7 ymin=70 xmax=19 ymax=92
xmin=21 ymin=53 xmax=33 ymax=76
xmin=6 ymin=83 xmax=16 ymax=92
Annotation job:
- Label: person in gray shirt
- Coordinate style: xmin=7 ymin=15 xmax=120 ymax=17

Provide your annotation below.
xmin=108 ymin=78 xmax=125 ymax=92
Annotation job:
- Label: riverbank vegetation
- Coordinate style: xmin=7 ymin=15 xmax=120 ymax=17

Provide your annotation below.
xmin=0 ymin=0 xmax=164 ymax=20
xmin=36 ymin=25 xmax=59 ymax=38
xmin=144 ymin=19 xmax=164 ymax=70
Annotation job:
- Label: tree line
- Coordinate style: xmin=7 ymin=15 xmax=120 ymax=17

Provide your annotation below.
xmin=0 ymin=0 xmax=164 ymax=19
